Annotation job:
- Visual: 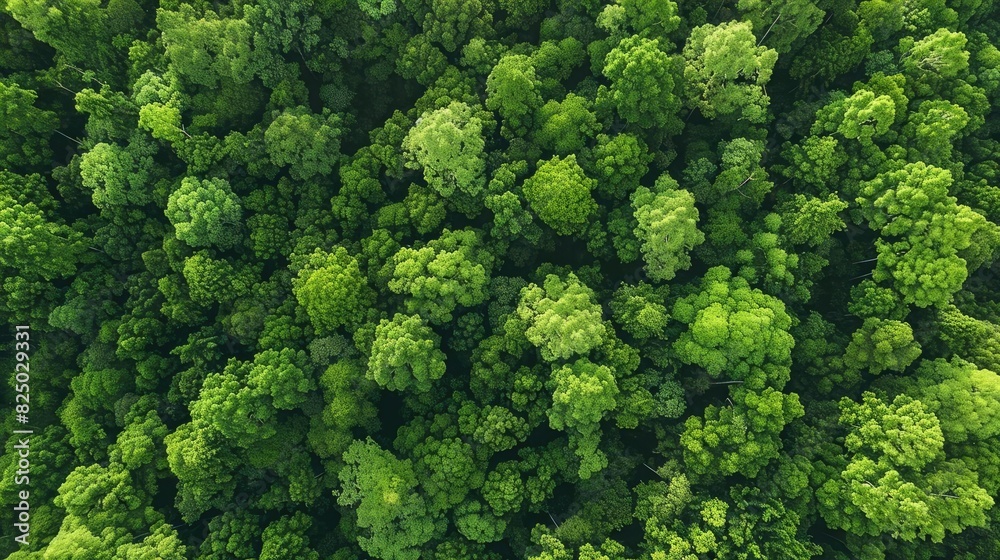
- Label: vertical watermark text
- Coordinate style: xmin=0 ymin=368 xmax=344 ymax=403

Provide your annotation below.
xmin=12 ymin=325 xmax=32 ymax=546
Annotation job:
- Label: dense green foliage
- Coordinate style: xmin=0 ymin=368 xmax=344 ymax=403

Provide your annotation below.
xmin=2 ymin=0 xmax=1000 ymax=558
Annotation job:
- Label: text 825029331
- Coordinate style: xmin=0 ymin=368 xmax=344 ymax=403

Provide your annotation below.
xmin=12 ymin=325 xmax=32 ymax=546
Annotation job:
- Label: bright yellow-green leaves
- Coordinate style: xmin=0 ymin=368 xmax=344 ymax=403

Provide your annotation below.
xmin=938 ymin=305 xmax=1000 ymax=373
xmin=156 ymin=5 xmax=254 ymax=88
xmin=403 ymin=101 xmax=487 ymax=198
xmin=600 ymin=35 xmax=683 ymax=132
xmin=48 ymin=462 xmax=184 ymax=557
xmin=358 ymin=0 xmax=397 ymax=18
xmin=387 ymin=228 xmax=491 ymax=323
xmin=810 ymin=89 xmax=896 ymax=143
xmin=183 ymin=251 xmax=254 ymax=305
xmin=522 ymin=155 xmax=598 ymax=236
xmin=907 ymin=358 xmax=1000 ymax=446
xmin=459 ymin=403 xmax=530 ymax=454
xmin=680 ymin=387 xmax=803 ymax=478
xmin=368 ymin=313 xmax=447 ymax=392
xmin=398 ymin=34 xmax=449 ymax=85
xmin=79 ymin=140 xmax=157 ymax=209
xmin=338 ymin=438 xmax=437 ymax=560
xmin=293 ymin=246 xmax=375 ymax=334
xmin=5 ymin=0 xmax=118 ymax=75
xmin=840 ymin=90 xmax=896 ymax=140
xmin=618 ymin=0 xmax=681 ymax=38
xmin=165 ymin=177 xmax=242 ymax=249
xmin=780 ymin=135 xmax=848 ymax=189
xmin=843 ymin=317 xmax=922 ymax=375
xmin=901 ymin=28 xmax=970 ymax=80
xmin=779 ymin=193 xmax=848 ymax=247
xmin=0 ymin=194 xmax=86 ymax=282
xmin=682 ymin=21 xmax=778 ymax=123
xmin=859 ymin=162 xmax=996 ymax=307
xmin=454 ymin=499 xmax=508 ymax=543
xmin=533 ymin=94 xmax=600 ymax=155
xmin=734 ymin=221 xmax=802 ymax=297
xmin=672 ymin=266 xmax=794 ymax=391
xmin=819 ymin=393 xmax=994 ymax=543
xmin=902 ymin=100 xmax=969 ymax=164
xmin=134 ymin=71 xmax=190 ymax=145
xmin=516 ymin=273 xmax=607 ymax=362
xmin=190 ymin=350 xmax=314 ymax=448
xmin=631 ymin=181 xmax=705 ymax=282
xmin=165 ymin=420 xmax=240 ymax=522
xmin=308 ymin=359 xmax=380 ymax=460
xmin=589 ymin=133 xmax=653 ymax=199
xmin=737 ymin=0 xmax=824 ymax=53
xmin=548 ymin=358 xmax=619 ymax=480
xmin=697 ymin=137 xmax=772 ymax=207
xmin=248 ymin=348 xmax=316 ymax=410
xmin=486 ymin=54 xmax=543 ymax=139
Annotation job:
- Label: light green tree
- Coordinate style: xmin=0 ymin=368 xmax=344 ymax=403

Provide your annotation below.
xmin=387 ymin=229 xmax=490 ymax=323
xmin=937 ymin=305 xmax=1000 ymax=373
xmin=859 ymin=162 xmax=992 ymax=307
xmin=600 ymin=35 xmax=683 ymax=132
xmin=183 ymin=251 xmax=255 ymax=305
xmin=156 ymin=5 xmax=254 ymax=88
xmin=165 ymin=177 xmax=242 ymax=249
xmin=588 ymin=133 xmax=653 ymax=200
xmin=780 ymin=135 xmax=847 ymax=189
xmin=164 ymin=421 xmax=239 ymax=521
xmin=901 ymin=28 xmax=969 ymax=80
xmin=548 ymin=358 xmax=619 ymax=479
xmin=843 ymin=318 xmax=922 ymax=375
xmin=533 ymin=94 xmax=600 ymax=155
xmin=293 ymin=246 xmax=375 ymax=334
xmin=682 ymin=21 xmax=778 ymax=123
xmin=609 ymin=282 xmax=669 ymax=340
xmin=486 ymin=54 xmax=543 ymax=139
xmin=403 ymin=101 xmax=487 ymax=198
xmin=906 ymin=358 xmax=1000 ymax=445
xmin=523 ymin=155 xmax=598 ymax=236
xmin=0 ymin=80 xmax=57 ymax=168
xmin=264 ymin=107 xmax=344 ymax=180
xmin=515 ymin=273 xmax=607 ymax=362
xmin=672 ymin=266 xmax=795 ymax=391
xmin=818 ymin=393 xmax=993 ymax=543
xmin=422 ymin=0 xmax=486 ymax=53
xmin=338 ymin=438 xmax=438 ymax=560
xmin=779 ymin=193 xmax=848 ymax=247
xmin=631 ymin=179 xmax=705 ymax=282
xmin=260 ymin=512 xmax=320 ymax=560
xmin=368 ymin=313 xmax=447 ymax=392
xmin=414 ymin=437 xmax=483 ymax=514
xmin=681 ymin=387 xmax=803 ymax=478
xmin=0 ymin=196 xmax=86 ymax=281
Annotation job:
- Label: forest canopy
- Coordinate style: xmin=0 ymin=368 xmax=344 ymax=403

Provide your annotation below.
xmin=2 ymin=0 xmax=1000 ymax=558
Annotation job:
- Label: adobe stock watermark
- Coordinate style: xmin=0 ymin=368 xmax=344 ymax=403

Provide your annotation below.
xmin=11 ymin=325 xmax=33 ymax=546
